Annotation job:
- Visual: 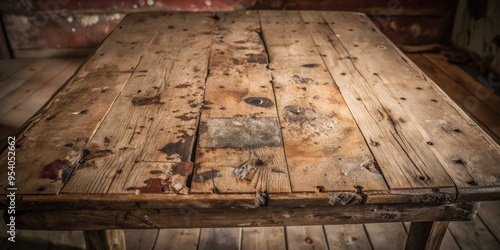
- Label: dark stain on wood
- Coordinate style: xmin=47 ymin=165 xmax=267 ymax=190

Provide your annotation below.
xmin=126 ymin=178 xmax=169 ymax=193
xmin=305 ymin=237 xmax=314 ymax=244
xmin=131 ymin=95 xmax=164 ymax=106
xmin=362 ymin=160 xmax=379 ymax=174
xmin=45 ymin=115 xmax=56 ymax=121
xmin=175 ymin=83 xmax=192 ymax=88
xmin=283 ymin=105 xmax=314 ymax=123
xmin=85 ymin=149 xmax=114 ymax=161
xmin=40 ymin=159 xmax=69 ymax=180
xmin=175 ymin=114 xmax=197 ymax=121
xmin=244 ymin=97 xmax=274 ymax=108
xmin=329 ymin=192 xmax=361 ymax=206
xmin=301 ymin=63 xmax=318 ymax=68
xmin=245 ymin=53 xmax=267 ymax=64
xmin=172 ymin=162 xmax=194 ymax=177
xmin=193 ymin=170 xmax=222 ymax=182
xmin=292 ymin=75 xmax=316 ymax=84
xmin=161 ymin=134 xmax=193 ymax=162
xmin=150 ymin=170 xmax=163 ymax=175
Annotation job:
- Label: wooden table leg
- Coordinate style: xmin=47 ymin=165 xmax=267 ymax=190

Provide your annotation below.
xmin=83 ymin=230 xmax=126 ymax=250
xmin=405 ymin=221 xmax=449 ymax=250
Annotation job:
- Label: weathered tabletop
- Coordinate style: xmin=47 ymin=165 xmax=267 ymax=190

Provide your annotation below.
xmin=2 ymin=10 xmax=500 ymax=249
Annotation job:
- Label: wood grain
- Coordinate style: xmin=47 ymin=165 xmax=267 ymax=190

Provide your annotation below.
xmin=448 ymin=216 xmax=499 ymax=250
xmin=407 ymin=54 xmax=500 ymax=144
xmin=124 ymin=229 xmax=158 ymax=250
xmin=242 ymin=227 xmax=286 ymax=250
xmin=323 ymin=224 xmax=372 ymax=250
xmin=477 ymin=201 xmax=500 ymax=242
xmin=154 ymin=229 xmax=200 ymax=250
xmin=405 ymin=221 xmax=449 ymax=250
xmin=314 ymin=11 xmax=500 ymax=199
xmin=364 ymin=223 xmax=407 ymax=250
xmin=0 ymin=59 xmax=32 ymax=82
xmin=191 ymin=11 xmax=291 ymax=194
xmin=0 ymin=13 xmax=166 ymax=195
xmin=13 ymin=203 xmax=478 ymax=230
xmin=286 ymin=226 xmax=328 ymax=250
xmin=0 ymin=59 xmax=84 ymax=127
xmin=83 ymin=230 xmax=126 ymax=250
xmin=61 ymin=13 xmax=214 ymax=194
xmin=260 ymin=11 xmax=388 ymax=194
xmin=198 ymin=228 xmax=241 ymax=250
xmin=300 ymin=11 xmax=456 ymax=194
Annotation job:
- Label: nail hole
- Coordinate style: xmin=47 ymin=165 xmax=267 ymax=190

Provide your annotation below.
xmin=354 ymin=44 xmax=358 ymax=47
xmin=400 ymin=97 xmax=406 ymax=100
xmin=418 ymin=176 xmax=426 ymax=181
xmin=426 ymin=141 xmax=434 ymax=145
xmin=341 ymin=72 xmax=346 ymax=75
xmin=373 ymin=73 xmax=378 ymax=76
xmin=416 ymin=87 xmax=423 ymax=90
xmin=348 ymin=28 xmax=354 ymax=31
xmin=454 ymin=129 xmax=462 ymax=133
xmin=431 ymin=99 xmax=438 ymax=102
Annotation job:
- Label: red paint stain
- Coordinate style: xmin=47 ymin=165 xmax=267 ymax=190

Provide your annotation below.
xmin=127 ymin=178 xmax=169 ymax=193
xmin=40 ymin=159 xmax=69 ymax=180
xmin=172 ymin=162 xmax=194 ymax=177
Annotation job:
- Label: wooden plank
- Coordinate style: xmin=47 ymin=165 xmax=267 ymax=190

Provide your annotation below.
xmin=299 ymin=11 xmax=455 ymax=195
xmin=0 ymin=18 xmax=10 ymax=59
xmin=0 ymin=59 xmax=31 ymax=82
xmin=423 ymin=53 xmax=500 ymax=116
xmin=403 ymin=222 xmax=460 ymax=250
xmin=241 ymin=227 xmax=286 ymax=250
xmin=0 ymin=13 xmax=165 ymax=195
xmin=407 ymin=54 xmax=500 ymax=143
xmin=477 ymin=201 xmax=500 ymax=242
xmin=0 ymin=58 xmax=84 ymax=128
xmin=0 ymin=58 xmax=56 ymax=100
xmin=448 ymin=217 xmax=500 ymax=250
xmin=54 ymin=230 xmax=86 ymax=249
xmin=0 ymin=58 xmax=75 ymax=121
xmin=8 ymin=230 xmax=63 ymax=250
xmin=364 ymin=223 xmax=407 ymax=250
xmin=83 ymin=230 xmax=126 ymax=250
xmin=190 ymin=11 xmax=291 ymax=194
xmin=316 ymin=11 xmax=500 ymax=200
xmin=61 ymin=13 xmax=214 ymax=194
xmin=12 ymin=202 xmax=478 ymax=230
xmin=405 ymin=221 xmax=449 ymax=250
xmin=198 ymin=228 xmax=241 ymax=250
xmin=259 ymin=11 xmax=388 ymax=194
xmin=323 ymin=224 xmax=371 ymax=250
xmin=286 ymin=226 xmax=328 ymax=250
xmin=153 ymin=229 xmax=200 ymax=250
xmin=124 ymin=229 xmax=158 ymax=250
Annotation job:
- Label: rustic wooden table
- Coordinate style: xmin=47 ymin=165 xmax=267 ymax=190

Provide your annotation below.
xmin=2 ymin=11 xmax=500 ymax=250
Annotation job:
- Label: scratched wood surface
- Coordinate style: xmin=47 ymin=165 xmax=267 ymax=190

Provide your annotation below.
xmin=1 ymin=11 xmax=499 ymax=214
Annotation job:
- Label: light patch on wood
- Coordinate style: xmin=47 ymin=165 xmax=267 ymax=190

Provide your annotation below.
xmin=199 ymin=117 xmax=282 ymax=148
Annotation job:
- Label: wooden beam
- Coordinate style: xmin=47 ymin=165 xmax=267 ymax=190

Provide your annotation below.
xmin=0 ymin=17 xmax=12 ymax=59
xmin=405 ymin=221 xmax=449 ymax=250
xmin=13 ymin=202 xmax=478 ymax=230
xmin=83 ymin=230 xmax=126 ymax=250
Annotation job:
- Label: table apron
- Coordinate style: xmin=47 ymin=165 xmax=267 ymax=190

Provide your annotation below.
xmin=11 ymin=202 xmax=479 ymax=230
